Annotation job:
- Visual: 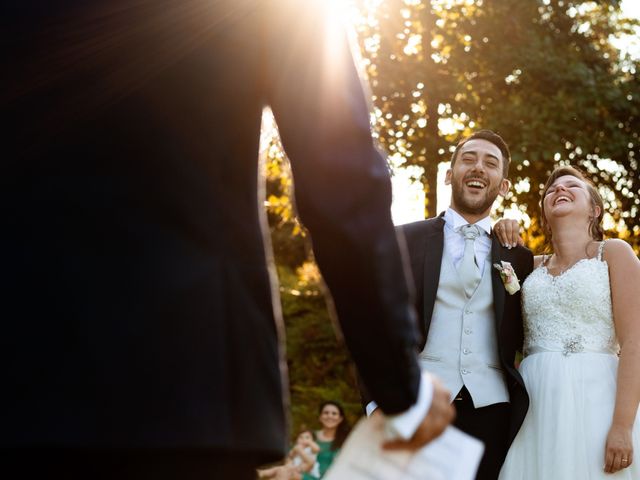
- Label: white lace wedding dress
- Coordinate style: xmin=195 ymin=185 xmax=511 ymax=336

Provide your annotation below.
xmin=499 ymin=242 xmax=639 ymax=479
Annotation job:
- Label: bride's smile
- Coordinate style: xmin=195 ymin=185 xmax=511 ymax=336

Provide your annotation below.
xmin=542 ymin=175 xmax=597 ymax=222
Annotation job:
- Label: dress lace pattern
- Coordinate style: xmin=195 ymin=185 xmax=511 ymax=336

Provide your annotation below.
xmin=499 ymin=242 xmax=638 ymax=480
xmin=522 ymin=249 xmax=619 ymax=356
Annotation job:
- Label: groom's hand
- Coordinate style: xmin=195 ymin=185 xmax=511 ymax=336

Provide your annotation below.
xmin=382 ymin=377 xmax=455 ymax=451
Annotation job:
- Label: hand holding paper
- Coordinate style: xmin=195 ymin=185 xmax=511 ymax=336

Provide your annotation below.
xmin=383 ymin=376 xmax=456 ymax=451
xmin=324 ymin=414 xmax=484 ymax=480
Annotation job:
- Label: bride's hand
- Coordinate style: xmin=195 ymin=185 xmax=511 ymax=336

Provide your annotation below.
xmin=604 ymin=424 xmax=633 ymax=473
xmin=493 ymin=218 xmax=524 ymax=249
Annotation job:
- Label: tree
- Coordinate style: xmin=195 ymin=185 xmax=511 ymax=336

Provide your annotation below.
xmin=351 ymin=0 xmax=451 ymax=216
xmin=352 ymin=0 xmax=639 ymax=249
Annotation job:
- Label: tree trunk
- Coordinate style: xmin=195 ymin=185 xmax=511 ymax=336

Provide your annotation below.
xmin=420 ymin=2 xmax=442 ymax=218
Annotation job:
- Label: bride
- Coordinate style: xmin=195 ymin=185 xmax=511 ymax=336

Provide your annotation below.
xmin=495 ymin=166 xmax=640 ymax=479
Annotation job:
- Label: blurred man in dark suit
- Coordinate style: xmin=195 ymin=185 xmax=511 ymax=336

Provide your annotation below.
xmin=1 ymin=1 xmax=452 ymax=478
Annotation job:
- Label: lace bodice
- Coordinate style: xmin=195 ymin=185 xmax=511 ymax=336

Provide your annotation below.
xmin=522 ymin=244 xmax=619 ymax=356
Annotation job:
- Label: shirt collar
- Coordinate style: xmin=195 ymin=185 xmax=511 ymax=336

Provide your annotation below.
xmin=444 ymin=208 xmax=492 ymax=236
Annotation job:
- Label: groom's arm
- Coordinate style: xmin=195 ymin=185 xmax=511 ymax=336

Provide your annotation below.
xmin=520 ymin=250 xmax=534 ymax=352
xmin=511 ymin=246 xmax=534 ymax=357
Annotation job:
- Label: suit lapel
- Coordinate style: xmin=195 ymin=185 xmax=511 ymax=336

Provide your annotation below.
xmin=491 ymin=236 xmax=506 ymax=331
xmin=422 ymin=215 xmax=445 ymax=337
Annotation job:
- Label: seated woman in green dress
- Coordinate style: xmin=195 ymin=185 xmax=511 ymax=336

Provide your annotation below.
xmin=304 ymin=401 xmax=351 ymax=479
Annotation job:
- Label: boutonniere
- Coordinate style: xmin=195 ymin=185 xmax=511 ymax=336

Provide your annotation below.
xmin=493 ymin=261 xmax=520 ymax=295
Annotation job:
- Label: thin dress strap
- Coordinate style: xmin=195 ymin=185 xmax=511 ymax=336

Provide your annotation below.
xmin=597 ymin=240 xmax=606 ymax=261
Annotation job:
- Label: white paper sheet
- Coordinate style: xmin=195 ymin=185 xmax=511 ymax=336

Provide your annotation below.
xmin=324 ymin=415 xmax=484 ymax=480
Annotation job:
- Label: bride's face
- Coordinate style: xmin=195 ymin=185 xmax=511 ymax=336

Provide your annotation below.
xmin=542 ymin=175 xmax=599 ymax=225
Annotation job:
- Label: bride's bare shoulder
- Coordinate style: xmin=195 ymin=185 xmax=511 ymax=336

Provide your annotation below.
xmin=602 ymin=239 xmax=637 ymax=265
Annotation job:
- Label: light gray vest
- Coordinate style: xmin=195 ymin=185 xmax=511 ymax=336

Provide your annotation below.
xmin=419 ymin=241 xmax=509 ymax=408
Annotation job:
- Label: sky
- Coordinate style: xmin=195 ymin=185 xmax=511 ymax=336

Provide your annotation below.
xmin=612 ymin=0 xmax=640 ymax=59
xmin=622 ymin=0 xmax=640 ymax=21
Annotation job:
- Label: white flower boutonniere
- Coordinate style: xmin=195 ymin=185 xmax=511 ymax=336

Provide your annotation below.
xmin=493 ymin=261 xmax=520 ymax=295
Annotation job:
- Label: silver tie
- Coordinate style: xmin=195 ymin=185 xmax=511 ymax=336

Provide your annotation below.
xmin=459 ymin=224 xmax=481 ymax=298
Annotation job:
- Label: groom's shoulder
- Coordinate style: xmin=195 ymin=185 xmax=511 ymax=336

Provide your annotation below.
xmin=397 ymin=216 xmax=444 ymax=237
xmin=509 ymin=244 xmax=534 ymax=273
xmin=513 ymin=244 xmax=533 ymax=258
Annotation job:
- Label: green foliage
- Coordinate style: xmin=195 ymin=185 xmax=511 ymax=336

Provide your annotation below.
xmin=279 ymin=265 xmax=361 ymax=438
xmin=352 ymin=0 xmax=639 ymax=250
xmin=352 ymin=0 xmax=448 ymax=215
xmin=442 ymin=0 xmax=640 ymax=250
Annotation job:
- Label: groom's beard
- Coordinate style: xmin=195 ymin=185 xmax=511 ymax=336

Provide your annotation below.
xmin=451 ymin=181 xmax=500 ymax=216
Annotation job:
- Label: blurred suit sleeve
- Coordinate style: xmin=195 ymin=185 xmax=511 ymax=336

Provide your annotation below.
xmin=265 ymin=1 xmax=421 ymax=415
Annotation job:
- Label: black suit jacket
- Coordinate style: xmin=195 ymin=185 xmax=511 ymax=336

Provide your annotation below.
xmin=361 ymin=214 xmax=533 ymax=444
xmin=1 ymin=0 xmax=422 ymax=461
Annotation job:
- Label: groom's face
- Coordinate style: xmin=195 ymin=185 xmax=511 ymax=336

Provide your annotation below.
xmin=445 ymin=139 xmax=510 ymax=218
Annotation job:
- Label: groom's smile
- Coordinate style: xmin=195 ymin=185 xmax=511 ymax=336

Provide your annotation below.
xmin=465 ymin=178 xmax=488 ymax=190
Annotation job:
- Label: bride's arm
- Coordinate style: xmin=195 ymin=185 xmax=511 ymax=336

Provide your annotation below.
xmin=605 ymin=239 xmax=640 ymax=474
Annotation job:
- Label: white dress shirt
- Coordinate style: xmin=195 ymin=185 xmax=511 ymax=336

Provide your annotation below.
xmin=443 ymin=208 xmax=492 ymax=276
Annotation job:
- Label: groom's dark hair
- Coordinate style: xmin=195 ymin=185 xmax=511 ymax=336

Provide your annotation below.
xmin=450 ymin=129 xmax=511 ymax=178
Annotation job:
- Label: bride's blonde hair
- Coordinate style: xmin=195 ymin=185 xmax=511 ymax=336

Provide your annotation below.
xmin=540 ymin=166 xmax=605 ymax=246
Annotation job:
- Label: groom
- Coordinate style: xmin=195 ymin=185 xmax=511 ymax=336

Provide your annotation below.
xmin=363 ymin=130 xmax=532 ymax=480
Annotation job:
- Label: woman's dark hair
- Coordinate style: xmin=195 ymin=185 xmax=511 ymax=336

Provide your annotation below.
xmin=318 ymin=400 xmax=351 ymax=450
xmin=540 ymin=165 xmax=605 ymax=252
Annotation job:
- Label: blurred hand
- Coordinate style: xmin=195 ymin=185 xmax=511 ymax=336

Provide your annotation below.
xmin=604 ymin=424 xmax=633 ymax=474
xmin=369 ymin=407 xmax=384 ymax=419
xmin=493 ymin=218 xmax=524 ymax=249
xmin=257 ymin=464 xmax=301 ymax=480
xmin=382 ymin=377 xmax=455 ymax=451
